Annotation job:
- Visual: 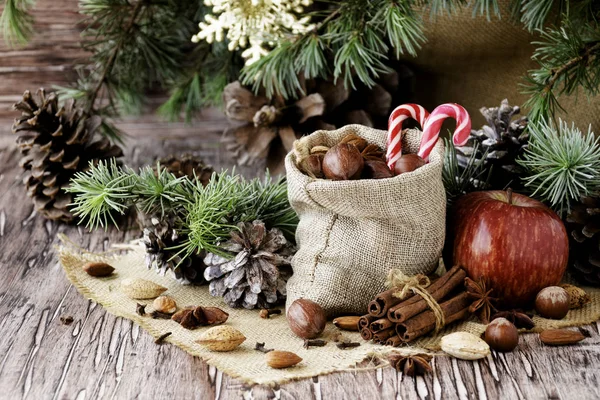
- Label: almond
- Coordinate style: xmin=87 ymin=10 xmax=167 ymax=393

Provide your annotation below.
xmin=83 ymin=262 xmax=114 ymax=277
xmin=121 ymin=278 xmax=167 ymax=300
xmin=196 ymin=326 xmax=245 ymax=352
xmin=266 ymin=350 xmax=302 ymax=369
xmin=440 ymin=332 xmax=490 ymax=360
xmin=333 ymin=316 xmax=360 ymax=331
xmin=539 ymin=329 xmax=586 ymax=346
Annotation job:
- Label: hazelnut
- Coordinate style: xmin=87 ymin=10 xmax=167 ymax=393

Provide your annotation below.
xmin=299 ymin=154 xmax=324 ymax=178
xmin=153 ymin=295 xmax=177 ymax=314
xmin=394 ymin=154 xmax=425 ymax=175
xmin=484 ymin=317 xmax=519 ymax=352
xmin=362 ymin=160 xmax=393 ymax=179
xmin=535 ymin=286 xmax=570 ymax=319
xmin=322 ymin=143 xmax=364 ymax=180
xmin=287 ymin=299 xmax=326 ymax=339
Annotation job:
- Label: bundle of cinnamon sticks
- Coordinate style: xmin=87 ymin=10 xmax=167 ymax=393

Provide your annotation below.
xmin=360 ymin=265 xmax=470 ymax=345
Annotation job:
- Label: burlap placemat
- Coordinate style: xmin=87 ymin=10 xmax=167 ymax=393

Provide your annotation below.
xmin=58 ymin=240 xmax=600 ymax=385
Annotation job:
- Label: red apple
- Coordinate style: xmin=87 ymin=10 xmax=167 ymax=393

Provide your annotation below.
xmin=447 ymin=190 xmax=569 ymax=308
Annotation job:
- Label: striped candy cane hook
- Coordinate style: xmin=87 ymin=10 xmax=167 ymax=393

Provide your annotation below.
xmin=386 ymin=104 xmax=430 ymax=170
xmin=418 ymin=103 xmax=471 ymax=161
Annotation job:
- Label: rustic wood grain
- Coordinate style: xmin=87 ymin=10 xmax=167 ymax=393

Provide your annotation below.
xmin=1 ymin=0 xmax=600 ymax=399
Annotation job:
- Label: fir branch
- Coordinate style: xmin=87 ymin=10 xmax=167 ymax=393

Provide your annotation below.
xmin=518 ymin=118 xmax=600 ymax=216
xmin=522 ymin=20 xmax=600 ymax=124
xmin=519 ymin=0 xmax=559 ymax=31
xmin=0 ymin=0 xmax=34 ymax=47
xmin=67 ymin=159 xmax=135 ymax=230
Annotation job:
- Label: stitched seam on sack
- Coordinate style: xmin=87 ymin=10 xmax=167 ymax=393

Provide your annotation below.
xmin=309 ymin=213 xmax=337 ymax=282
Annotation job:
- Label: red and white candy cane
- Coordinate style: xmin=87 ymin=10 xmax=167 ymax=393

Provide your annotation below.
xmin=418 ymin=103 xmax=471 ymax=161
xmin=386 ymin=104 xmax=429 ymax=170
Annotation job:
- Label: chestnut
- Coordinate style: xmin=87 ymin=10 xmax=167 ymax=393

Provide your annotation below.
xmin=299 ymin=154 xmax=324 ymax=178
xmin=287 ymin=299 xmax=326 ymax=339
xmin=362 ymin=159 xmax=393 ymax=179
xmin=535 ymin=286 xmax=570 ymax=319
xmin=484 ymin=317 xmax=519 ymax=352
xmin=322 ymin=143 xmax=364 ymax=180
xmin=340 ymin=133 xmax=368 ymax=152
xmin=394 ymin=154 xmax=425 ymax=175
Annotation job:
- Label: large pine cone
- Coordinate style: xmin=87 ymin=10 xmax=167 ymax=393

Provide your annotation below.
xmin=456 ymin=99 xmax=528 ymax=190
xmin=12 ymin=89 xmax=123 ymax=221
xmin=566 ymin=196 xmax=600 ymax=286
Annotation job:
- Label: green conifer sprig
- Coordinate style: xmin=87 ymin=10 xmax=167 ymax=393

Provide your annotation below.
xmin=0 ymin=0 xmax=34 ymax=46
xmin=67 ymin=159 xmax=298 ymax=260
xmin=518 ymin=118 xmax=600 ymax=216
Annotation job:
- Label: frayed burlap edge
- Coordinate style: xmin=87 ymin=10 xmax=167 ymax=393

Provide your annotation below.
xmin=57 ymin=237 xmax=600 ymax=385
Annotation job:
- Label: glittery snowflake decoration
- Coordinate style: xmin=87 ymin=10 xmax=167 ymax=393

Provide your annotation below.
xmin=192 ymin=0 xmax=314 ymax=65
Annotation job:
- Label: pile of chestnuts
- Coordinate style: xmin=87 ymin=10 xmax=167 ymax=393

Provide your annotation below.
xmin=297 ymin=133 xmax=424 ymax=180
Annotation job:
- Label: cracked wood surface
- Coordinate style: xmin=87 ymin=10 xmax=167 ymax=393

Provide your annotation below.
xmin=1 ymin=1 xmax=600 ymax=399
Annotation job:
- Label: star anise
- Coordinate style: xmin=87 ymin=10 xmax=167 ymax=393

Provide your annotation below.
xmin=465 ymin=277 xmax=498 ymax=324
xmin=388 ymin=354 xmax=433 ymax=377
xmin=491 ymin=310 xmax=535 ymax=330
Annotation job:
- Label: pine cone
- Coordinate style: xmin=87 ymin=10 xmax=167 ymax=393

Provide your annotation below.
xmin=142 ymin=216 xmax=206 ymax=285
xmin=203 ymin=220 xmax=294 ymax=309
xmin=221 ymin=64 xmax=414 ymax=174
xmin=12 ymin=89 xmax=123 ymax=221
xmin=456 ymin=99 xmax=528 ymax=190
xmin=566 ymin=196 xmax=600 ymax=286
xmin=158 ymin=154 xmax=214 ymax=187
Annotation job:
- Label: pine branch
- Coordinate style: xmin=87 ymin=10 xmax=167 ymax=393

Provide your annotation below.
xmin=0 ymin=0 xmax=34 ymax=47
xmin=522 ymin=19 xmax=600 ymax=123
xmin=518 ymin=118 xmax=600 ymax=216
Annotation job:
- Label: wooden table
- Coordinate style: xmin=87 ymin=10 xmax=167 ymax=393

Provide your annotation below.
xmin=1 ymin=2 xmax=600 ymax=399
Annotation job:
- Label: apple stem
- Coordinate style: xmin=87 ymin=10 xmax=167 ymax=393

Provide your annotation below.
xmin=507 ymin=188 xmax=513 ymax=205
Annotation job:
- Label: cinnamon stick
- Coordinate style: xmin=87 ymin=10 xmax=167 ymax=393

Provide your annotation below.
xmin=370 ymin=318 xmax=394 ymax=333
xmin=395 ymin=292 xmax=471 ymax=342
xmin=372 ymin=327 xmax=396 ymax=342
xmin=387 ymin=266 xmax=466 ymax=323
xmin=368 ymin=287 xmax=404 ymax=318
xmin=359 ymin=315 xmax=376 ymax=329
xmin=385 ymin=335 xmax=403 ymax=347
xmin=360 ymin=327 xmax=373 ymax=341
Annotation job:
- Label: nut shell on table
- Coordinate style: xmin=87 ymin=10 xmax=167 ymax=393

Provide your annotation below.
xmin=153 ymin=296 xmax=177 ymax=314
xmin=484 ymin=317 xmax=519 ymax=352
xmin=322 ymin=143 xmax=364 ymax=180
xmin=559 ymin=284 xmax=591 ymax=309
xmin=83 ymin=262 xmax=114 ymax=277
xmin=440 ymin=332 xmax=490 ymax=360
xmin=266 ymin=350 xmax=303 ymax=369
xmin=535 ymin=286 xmax=570 ymax=319
xmin=287 ymin=299 xmax=327 ymax=339
xmin=196 ymin=325 xmax=246 ymax=352
xmin=333 ymin=316 xmax=361 ymax=331
xmin=120 ymin=278 xmax=167 ymax=300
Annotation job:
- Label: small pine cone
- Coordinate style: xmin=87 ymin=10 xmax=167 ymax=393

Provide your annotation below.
xmin=566 ymin=196 xmax=600 ymax=286
xmin=157 ymin=154 xmax=214 ymax=187
xmin=203 ymin=220 xmax=294 ymax=309
xmin=12 ymin=89 xmax=122 ymax=221
xmin=456 ymin=99 xmax=528 ymax=190
xmin=142 ymin=217 xmax=206 ymax=285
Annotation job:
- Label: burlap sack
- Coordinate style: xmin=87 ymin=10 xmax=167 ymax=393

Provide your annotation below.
xmin=285 ymin=125 xmax=446 ymax=316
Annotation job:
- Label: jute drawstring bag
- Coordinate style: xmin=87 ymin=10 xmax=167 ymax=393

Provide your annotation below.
xmin=285 ymin=124 xmax=446 ymax=316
